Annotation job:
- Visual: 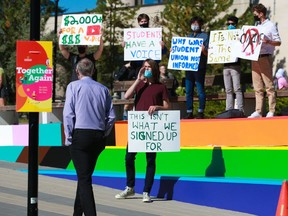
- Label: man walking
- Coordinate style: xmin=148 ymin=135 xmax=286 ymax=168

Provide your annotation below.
xmin=63 ymin=58 xmax=115 ymax=215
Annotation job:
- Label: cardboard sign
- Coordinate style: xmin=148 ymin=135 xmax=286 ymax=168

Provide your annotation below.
xmin=124 ymin=28 xmax=162 ymax=61
xmin=168 ymin=37 xmax=202 ymax=71
xmin=16 ymin=41 xmax=53 ymax=112
xmin=128 ymin=110 xmax=180 ymax=152
xmin=59 ymin=14 xmax=102 ymax=45
xmin=208 ymin=29 xmax=240 ymax=64
xmin=235 ymin=25 xmax=263 ymax=61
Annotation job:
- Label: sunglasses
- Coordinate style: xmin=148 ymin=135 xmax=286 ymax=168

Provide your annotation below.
xmin=226 ymin=22 xmax=236 ymax=26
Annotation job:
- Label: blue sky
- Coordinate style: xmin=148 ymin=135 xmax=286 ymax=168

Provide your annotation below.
xmin=58 ymin=0 xmax=97 ymax=14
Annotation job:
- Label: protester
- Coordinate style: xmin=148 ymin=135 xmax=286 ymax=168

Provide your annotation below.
xmin=0 ymin=66 xmax=7 ymax=106
xmin=223 ymin=16 xmax=244 ymax=113
xmin=118 ymin=13 xmax=167 ymax=120
xmin=58 ymin=30 xmax=104 ymax=82
xmin=184 ymin=16 xmax=209 ymax=119
xmin=122 ymin=13 xmax=167 ymax=74
xmin=248 ymin=3 xmax=281 ymax=118
xmin=159 ymin=64 xmax=179 ymax=97
xmin=115 ymin=59 xmax=170 ymax=203
xmin=274 ymin=68 xmax=288 ymax=90
xmin=63 ymin=58 xmax=115 ymax=215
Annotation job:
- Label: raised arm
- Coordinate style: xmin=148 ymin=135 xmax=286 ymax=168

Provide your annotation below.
xmin=124 ymin=67 xmax=145 ymax=99
xmin=58 ymin=29 xmax=70 ymax=60
xmin=93 ymin=36 xmax=104 ymax=60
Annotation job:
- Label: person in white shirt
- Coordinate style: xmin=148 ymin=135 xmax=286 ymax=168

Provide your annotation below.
xmin=248 ymin=3 xmax=281 ymax=118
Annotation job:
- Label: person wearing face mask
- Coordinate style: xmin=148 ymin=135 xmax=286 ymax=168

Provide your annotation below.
xmin=58 ymin=29 xmax=104 ymax=82
xmin=115 ymin=59 xmax=170 ymax=203
xmin=222 ymin=16 xmax=244 ymax=114
xmin=122 ymin=14 xmax=167 ymax=76
xmin=248 ymin=3 xmax=281 ymax=118
xmin=184 ymin=16 xmax=209 ymax=119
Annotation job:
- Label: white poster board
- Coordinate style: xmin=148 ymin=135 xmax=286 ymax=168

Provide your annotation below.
xmin=208 ymin=29 xmax=240 ymax=64
xmin=128 ymin=110 xmax=180 ymax=152
xmin=124 ymin=28 xmax=162 ymax=61
xmin=235 ymin=25 xmax=263 ymax=61
xmin=59 ymin=14 xmax=102 ymax=45
xmin=168 ymin=37 xmax=202 ymax=71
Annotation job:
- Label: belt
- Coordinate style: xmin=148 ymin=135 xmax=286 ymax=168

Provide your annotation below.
xmin=259 ymin=54 xmax=271 ymax=58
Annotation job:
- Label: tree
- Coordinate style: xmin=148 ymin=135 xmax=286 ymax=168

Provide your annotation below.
xmin=0 ymin=0 xmax=66 ymax=103
xmin=91 ymin=0 xmax=139 ymax=88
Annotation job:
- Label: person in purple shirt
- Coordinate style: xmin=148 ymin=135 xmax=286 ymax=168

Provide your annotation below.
xmin=63 ymin=58 xmax=115 ymax=216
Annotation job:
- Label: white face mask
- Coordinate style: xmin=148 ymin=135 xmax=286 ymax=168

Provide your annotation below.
xmin=191 ymin=25 xmax=200 ymax=32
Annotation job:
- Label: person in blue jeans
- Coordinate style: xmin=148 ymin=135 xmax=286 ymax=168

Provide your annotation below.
xmin=184 ymin=16 xmax=209 ymax=119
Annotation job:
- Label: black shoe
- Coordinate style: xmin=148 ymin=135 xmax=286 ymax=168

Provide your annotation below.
xmin=184 ymin=113 xmax=193 ymax=119
xmin=195 ymin=112 xmax=204 ymax=119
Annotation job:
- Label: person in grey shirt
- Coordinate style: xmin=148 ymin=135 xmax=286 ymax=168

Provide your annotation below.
xmin=63 ymin=58 xmax=115 ymax=216
xmin=223 ymin=16 xmax=244 ymax=113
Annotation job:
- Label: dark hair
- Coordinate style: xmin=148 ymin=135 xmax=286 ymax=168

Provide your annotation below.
xmin=137 ymin=14 xmax=150 ymax=23
xmin=190 ymin=16 xmax=204 ymax=27
xmin=143 ymin=59 xmax=160 ymax=83
xmin=227 ymin=15 xmax=238 ymax=24
xmin=252 ymin=3 xmax=267 ymax=16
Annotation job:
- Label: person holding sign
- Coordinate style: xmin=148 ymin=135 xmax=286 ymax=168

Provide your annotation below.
xmin=184 ymin=16 xmax=209 ymax=119
xmin=63 ymin=58 xmax=115 ymax=216
xmin=115 ymin=59 xmax=170 ymax=203
xmin=248 ymin=3 xmax=281 ymax=118
xmin=58 ymin=30 xmax=104 ymax=82
xmin=223 ymin=16 xmax=244 ymax=113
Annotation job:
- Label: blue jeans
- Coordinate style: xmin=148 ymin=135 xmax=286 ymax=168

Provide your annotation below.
xmin=185 ymin=70 xmax=206 ymax=113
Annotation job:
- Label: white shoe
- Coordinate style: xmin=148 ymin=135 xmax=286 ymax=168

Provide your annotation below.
xmin=248 ymin=111 xmax=262 ymax=118
xmin=115 ymin=186 xmax=135 ymax=199
xmin=266 ymin=112 xmax=274 ymax=118
xmin=142 ymin=192 xmax=151 ymax=203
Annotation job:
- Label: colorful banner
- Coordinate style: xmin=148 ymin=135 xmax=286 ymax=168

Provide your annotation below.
xmin=168 ymin=37 xmax=202 ymax=71
xmin=124 ymin=28 xmax=162 ymax=61
xmin=16 ymin=41 xmax=53 ymax=112
xmin=59 ymin=14 xmax=102 ymax=45
xmin=208 ymin=29 xmax=240 ymax=64
xmin=235 ymin=25 xmax=263 ymax=61
xmin=128 ymin=110 xmax=180 ymax=152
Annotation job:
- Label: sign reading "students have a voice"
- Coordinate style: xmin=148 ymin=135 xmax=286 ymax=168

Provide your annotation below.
xmin=124 ymin=28 xmax=162 ymax=61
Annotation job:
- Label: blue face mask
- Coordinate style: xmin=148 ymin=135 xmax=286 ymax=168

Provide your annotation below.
xmin=144 ymin=70 xmax=153 ymax=78
xmin=228 ymin=24 xmax=236 ymax=30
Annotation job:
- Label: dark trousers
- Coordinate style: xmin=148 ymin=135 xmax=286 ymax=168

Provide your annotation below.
xmin=125 ymin=147 xmax=156 ymax=193
xmin=69 ymin=129 xmax=105 ymax=216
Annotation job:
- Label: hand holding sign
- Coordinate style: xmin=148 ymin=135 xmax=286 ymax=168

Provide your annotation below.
xmin=59 ymin=14 xmax=103 ymax=46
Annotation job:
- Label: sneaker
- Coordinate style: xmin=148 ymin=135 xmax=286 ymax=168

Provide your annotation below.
xmin=142 ymin=192 xmax=151 ymax=203
xmin=184 ymin=113 xmax=193 ymax=119
xmin=195 ymin=112 xmax=204 ymax=119
xmin=266 ymin=112 xmax=274 ymax=118
xmin=115 ymin=186 xmax=135 ymax=199
xmin=248 ymin=111 xmax=262 ymax=118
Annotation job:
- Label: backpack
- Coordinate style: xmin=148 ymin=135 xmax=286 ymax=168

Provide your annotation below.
xmin=215 ymin=109 xmax=245 ymax=119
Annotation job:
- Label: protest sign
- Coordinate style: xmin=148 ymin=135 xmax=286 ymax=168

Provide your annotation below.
xmin=208 ymin=29 xmax=240 ymax=64
xmin=124 ymin=28 xmax=162 ymax=61
xmin=59 ymin=14 xmax=102 ymax=45
xmin=128 ymin=110 xmax=180 ymax=152
xmin=168 ymin=37 xmax=202 ymax=71
xmin=16 ymin=41 xmax=53 ymax=112
xmin=235 ymin=25 xmax=263 ymax=61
